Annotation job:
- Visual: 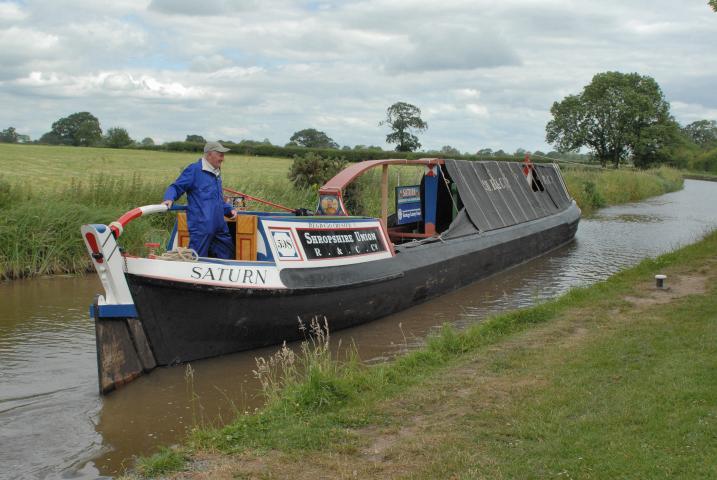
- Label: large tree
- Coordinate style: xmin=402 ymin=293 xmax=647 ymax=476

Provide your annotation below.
xmin=51 ymin=112 xmax=102 ymax=146
xmin=185 ymin=134 xmax=206 ymax=143
xmin=288 ymin=128 xmax=339 ymax=149
xmin=380 ymin=102 xmax=428 ymax=152
xmin=546 ymin=72 xmax=674 ymax=168
xmin=711 ymin=0 xmax=717 ymax=12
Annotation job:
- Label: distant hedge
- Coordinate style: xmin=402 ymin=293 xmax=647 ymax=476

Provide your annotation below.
xmin=134 ymin=141 xmax=524 ymax=163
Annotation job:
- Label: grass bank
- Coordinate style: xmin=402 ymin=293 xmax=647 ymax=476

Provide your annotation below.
xmin=561 ymin=165 xmax=683 ymax=215
xmin=129 ymin=228 xmax=717 ymax=479
xmin=0 ymin=143 xmax=683 ymax=279
xmin=0 ymin=145 xmax=311 ymax=279
xmin=682 ymin=171 xmax=717 ymax=182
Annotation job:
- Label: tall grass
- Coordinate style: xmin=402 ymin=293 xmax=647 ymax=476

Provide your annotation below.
xmin=0 ymin=160 xmax=684 ymax=279
xmin=562 ymin=165 xmax=683 ymax=215
xmin=0 ymin=171 xmax=316 ymax=279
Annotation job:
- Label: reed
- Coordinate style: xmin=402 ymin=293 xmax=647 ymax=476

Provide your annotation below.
xmin=562 ymin=165 xmax=683 ymax=215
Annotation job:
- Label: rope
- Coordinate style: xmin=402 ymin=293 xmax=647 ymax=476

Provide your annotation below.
xmin=158 ymin=247 xmax=199 ymax=262
xmin=437 ymin=162 xmax=460 ymax=214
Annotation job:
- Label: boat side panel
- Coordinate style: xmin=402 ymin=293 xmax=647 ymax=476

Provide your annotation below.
xmin=126 ymin=204 xmax=579 ymax=365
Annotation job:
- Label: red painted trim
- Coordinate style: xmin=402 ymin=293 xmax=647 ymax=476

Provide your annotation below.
xmin=134 ymin=273 xmax=282 ymax=290
xmin=84 ymin=232 xmax=103 ymax=263
xmin=117 ymin=207 xmax=143 ymax=227
xmin=319 ymin=158 xmax=444 ymax=195
xmin=388 ymin=231 xmax=434 ymax=239
xmin=223 ymin=186 xmax=294 ymax=212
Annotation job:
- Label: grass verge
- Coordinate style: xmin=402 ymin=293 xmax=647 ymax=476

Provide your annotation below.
xmin=127 ymin=228 xmax=717 ymax=479
xmin=562 ymin=165 xmax=683 ymax=215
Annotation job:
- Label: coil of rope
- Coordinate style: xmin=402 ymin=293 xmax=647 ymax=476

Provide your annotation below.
xmin=158 ymin=247 xmax=199 ymax=262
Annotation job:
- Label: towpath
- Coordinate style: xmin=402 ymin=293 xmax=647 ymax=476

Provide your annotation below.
xmin=158 ymin=233 xmax=717 ymax=479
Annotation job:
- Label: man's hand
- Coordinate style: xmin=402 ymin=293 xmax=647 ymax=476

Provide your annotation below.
xmin=230 ymin=209 xmax=237 ymax=219
xmin=162 ymin=200 xmax=173 ymax=208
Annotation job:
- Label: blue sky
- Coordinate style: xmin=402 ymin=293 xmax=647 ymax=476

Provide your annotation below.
xmin=1 ymin=0 xmax=715 ymax=153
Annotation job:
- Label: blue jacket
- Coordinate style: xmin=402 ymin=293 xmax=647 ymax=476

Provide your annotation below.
xmin=163 ymin=159 xmax=233 ymax=236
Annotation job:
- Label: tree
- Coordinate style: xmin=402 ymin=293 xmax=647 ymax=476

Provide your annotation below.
xmin=632 ymin=119 xmax=683 ymax=168
xmin=711 ymin=0 xmax=717 ymax=12
xmin=546 ymin=71 xmax=673 ymax=168
xmin=186 ymin=135 xmax=205 ymax=143
xmin=141 ymin=137 xmax=155 ymax=146
xmin=288 ymin=152 xmax=346 ymax=188
xmin=380 ymin=102 xmax=428 ymax=152
xmin=289 ymin=128 xmax=339 ymax=149
xmin=104 ymin=127 xmax=133 ymax=148
xmin=440 ymin=145 xmax=461 ymax=156
xmin=51 ymin=112 xmax=102 ymax=146
xmin=476 ymin=148 xmax=493 ymax=156
xmin=39 ymin=131 xmax=63 ymax=145
xmin=0 ymin=127 xmax=18 ymax=143
xmin=683 ymin=120 xmax=717 ymax=149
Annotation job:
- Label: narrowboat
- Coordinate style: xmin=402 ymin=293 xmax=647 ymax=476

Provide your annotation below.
xmin=82 ymin=157 xmax=580 ymax=393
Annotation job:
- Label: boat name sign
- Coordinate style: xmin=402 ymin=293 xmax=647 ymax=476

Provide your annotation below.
xmin=124 ymin=257 xmax=284 ymax=289
xmin=298 ymin=227 xmax=385 ymax=259
xmin=190 ymin=266 xmax=268 ymax=284
xmin=263 ymin=219 xmax=392 ymax=266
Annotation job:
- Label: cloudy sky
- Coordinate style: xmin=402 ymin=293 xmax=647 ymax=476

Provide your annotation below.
xmin=1 ymin=0 xmax=716 ymax=153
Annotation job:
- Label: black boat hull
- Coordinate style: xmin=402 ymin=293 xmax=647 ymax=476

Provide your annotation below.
xmin=126 ymin=204 xmax=580 ymax=366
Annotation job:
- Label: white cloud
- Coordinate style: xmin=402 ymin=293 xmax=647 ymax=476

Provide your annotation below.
xmin=384 ymin=27 xmax=520 ymax=73
xmin=465 ymin=104 xmax=488 ymax=117
xmin=0 ymin=2 xmax=27 ymax=21
xmin=456 ymin=89 xmax=480 ymax=99
xmin=149 ymin=0 xmax=260 ymax=15
xmin=13 ymin=71 xmax=210 ymax=100
xmin=64 ymin=20 xmax=147 ymax=51
xmin=0 ymin=0 xmax=715 ymax=153
xmin=0 ymin=27 xmax=59 ymax=61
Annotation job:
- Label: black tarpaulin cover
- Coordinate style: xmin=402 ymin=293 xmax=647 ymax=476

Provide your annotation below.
xmin=444 ymin=160 xmax=572 ymax=232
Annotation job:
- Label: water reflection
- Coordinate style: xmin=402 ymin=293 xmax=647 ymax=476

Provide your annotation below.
xmin=1 ymin=180 xmax=717 ymax=479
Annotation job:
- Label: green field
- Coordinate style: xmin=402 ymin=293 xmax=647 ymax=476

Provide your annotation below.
xmin=0 ymin=144 xmax=684 ymax=279
xmin=0 ymin=143 xmax=295 ymax=191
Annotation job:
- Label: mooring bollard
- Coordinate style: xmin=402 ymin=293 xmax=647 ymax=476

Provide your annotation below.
xmin=655 ymin=274 xmax=667 ymax=289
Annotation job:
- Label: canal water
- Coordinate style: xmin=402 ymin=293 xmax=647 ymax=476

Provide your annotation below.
xmin=2 ymin=179 xmax=717 ymax=479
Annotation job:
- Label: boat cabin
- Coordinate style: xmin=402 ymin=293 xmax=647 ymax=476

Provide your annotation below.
xmin=167 ymin=158 xmax=462 ymax=263
xmin=316 ymin=158 xmax=457 ymax=245
xmin=163 ymin=156 xmax=570 ymax=263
